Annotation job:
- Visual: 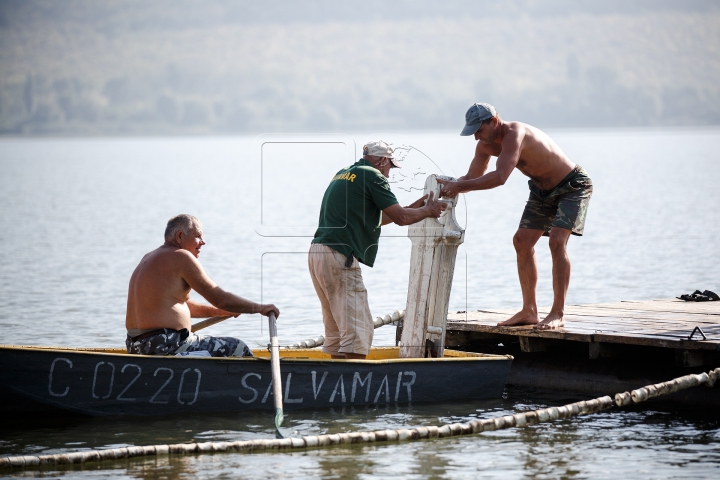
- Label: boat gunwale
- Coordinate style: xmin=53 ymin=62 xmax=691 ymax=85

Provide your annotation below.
xmin=0 ymin=345 xmax=513 ymax=363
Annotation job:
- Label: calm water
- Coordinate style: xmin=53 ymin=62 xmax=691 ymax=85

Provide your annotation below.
xmin=0 ymin=130 xmax=719 ymax=478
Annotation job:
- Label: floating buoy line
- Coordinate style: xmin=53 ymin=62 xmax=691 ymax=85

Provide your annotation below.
xmin=1 ymin=367 xmax=717 ymax=470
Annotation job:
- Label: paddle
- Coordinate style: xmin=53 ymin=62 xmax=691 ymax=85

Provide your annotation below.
xmin=268 ymin=311 xmax=284 ymax=438
xmin=190 ymin=315 xmax=232 ymax=332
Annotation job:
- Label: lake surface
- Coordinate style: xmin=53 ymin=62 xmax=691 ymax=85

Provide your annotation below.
xmin=0 ymin=130 xmax=719 ymax=478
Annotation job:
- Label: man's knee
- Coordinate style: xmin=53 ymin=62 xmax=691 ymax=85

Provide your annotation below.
xmin=548 ymin=228 xmax=571 ymax=254
xmin=230 ymin=340 xmax=253 ymax=357
xmin=513 ymin=229 xmax=541 ymax=252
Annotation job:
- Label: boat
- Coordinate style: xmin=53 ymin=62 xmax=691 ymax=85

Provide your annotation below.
xmin=0 ymin=345 xmax=512 ymax=416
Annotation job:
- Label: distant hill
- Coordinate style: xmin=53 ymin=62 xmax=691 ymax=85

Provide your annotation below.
xmin=1 ymin=0 xmax=719 ymax=135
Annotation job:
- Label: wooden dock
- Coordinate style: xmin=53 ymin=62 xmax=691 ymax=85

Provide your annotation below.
xmin=444 ymin=298 xmax=720 ymax=407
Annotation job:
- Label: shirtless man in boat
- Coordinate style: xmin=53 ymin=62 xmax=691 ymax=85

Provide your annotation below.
xmin=125 ymin=214 xmax=279 ymax=356
xmin=437 ymin=103 xmax=593 ymax=330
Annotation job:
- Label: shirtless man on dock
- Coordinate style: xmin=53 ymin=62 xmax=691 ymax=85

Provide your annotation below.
xmin=437 ymin=103 xmax=593 ymax=330
xmin=125 ymin=214 xmax=279 ymax=356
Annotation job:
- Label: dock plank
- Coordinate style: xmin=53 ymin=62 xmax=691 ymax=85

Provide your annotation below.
xmin=445 ymin=298 xmax=720 ymax=351
xmin=449 ymin=310 xmax=719 ymax=329
xmin=573 ymin=300 xmax=720 ymax=315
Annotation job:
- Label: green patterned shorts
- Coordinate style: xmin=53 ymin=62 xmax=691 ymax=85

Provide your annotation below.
xmin=519 ymin=165 xmax=593 ymax=236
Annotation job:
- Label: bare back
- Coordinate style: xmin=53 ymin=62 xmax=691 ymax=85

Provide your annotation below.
xmin=478 ymin=121 xmax=575 ymax=190
xmin=125 ymin=246 xmax=201 ymax=331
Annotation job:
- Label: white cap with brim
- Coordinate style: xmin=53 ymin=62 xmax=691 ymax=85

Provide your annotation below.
xmin=363 ymin=140 xmax=401 ymax=168
xmin=460 ymin=103 xmax=497 ymax=136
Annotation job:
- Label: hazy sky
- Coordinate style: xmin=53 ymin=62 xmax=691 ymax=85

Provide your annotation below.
xmin=2 ymin=0 xmax=719 ymax=134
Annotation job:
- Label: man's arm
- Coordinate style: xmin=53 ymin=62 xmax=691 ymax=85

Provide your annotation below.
xmin=186 ymin=299 xmax=239 ymax=318
xmin=381 ymin=193 xmax=428 ymax=225
xmin=381 ymin=191 xmax=446 ymax=226
xmin=458 ymin=147 xmax=492 ymax=181
xmin=438 ymin=127 xmax=524 ymax=197
xmin=179 ymin=252 xmax=280 ymax=318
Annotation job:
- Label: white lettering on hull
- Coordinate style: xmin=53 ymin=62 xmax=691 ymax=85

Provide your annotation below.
xmin=48 ymin=357 xmax=73 ymax=397
xmin=91 ymin=361 xmax=115 ymax=400
xmin=373 ymin=375 xmax=390 ymax=403
xmin=116 ymin=364 xmax=142 ymax=401
xmin=329 ymin=375 xmax=346 ymax=403
xmin=311 ymin=371 xmax=328 ymax=399
xmin=45 ymin=360 xmax=418 ymax=408
xmin=177 ymin=368 xmax=201 ymax=405
xmin=351 ymin=372 xmax=372 ymax=402
xmin=238 ymin=373 xmax=261 ymax=404
xmin=149 ymin=368 xmax=174 ymax=404
xmin=284 ymin=373 xmax=303 ymax=403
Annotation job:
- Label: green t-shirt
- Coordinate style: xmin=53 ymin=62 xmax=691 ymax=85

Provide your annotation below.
xmin=312 ymin=158 xmax=399 ymax=267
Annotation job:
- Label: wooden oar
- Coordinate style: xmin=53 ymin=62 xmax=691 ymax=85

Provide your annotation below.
xmin=190 ymin=312 xmax=284 ymax=436
xmin=190 ymin=315 xmax=232 ymax=333
xmin=268 ymin=312 xmax=284 ymax=438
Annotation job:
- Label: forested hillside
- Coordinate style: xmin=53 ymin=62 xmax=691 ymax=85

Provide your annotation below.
xmin=1 ymin=0 xmax=719 ymax=135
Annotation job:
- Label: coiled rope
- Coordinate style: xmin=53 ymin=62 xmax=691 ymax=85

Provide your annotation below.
xmin=287 ymin=309 xmax=405 ymax=349
xmin=1 ymin=367 xmax=717 ymax=470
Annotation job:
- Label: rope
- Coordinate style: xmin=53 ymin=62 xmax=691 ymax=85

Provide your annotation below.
xmin=286 ymin=309 xmax=405 ymax=349
xmin=2 ymin=367 xmax=717 ymax=470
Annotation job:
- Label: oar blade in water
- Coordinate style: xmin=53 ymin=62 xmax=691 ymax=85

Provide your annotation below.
xmin=268 ymin=312 xmax=284 ymax=439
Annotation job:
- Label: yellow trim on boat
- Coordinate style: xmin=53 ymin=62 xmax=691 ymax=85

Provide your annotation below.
xmin=0 ymin=345 xmax=512 ymax=363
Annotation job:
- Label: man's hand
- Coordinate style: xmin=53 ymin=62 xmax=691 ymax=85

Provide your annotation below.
xmin=406 ymin=194 xmax=428 ymax=209
xmin=423 ymin=191 xmax=447 ymax=219
xmin=436 ymin=178 xmax=465 ymax=198
xmin=258 ymin=304 xmax=280 ymax=319
xmin=382 ymin=191 xmax=447 ymax=226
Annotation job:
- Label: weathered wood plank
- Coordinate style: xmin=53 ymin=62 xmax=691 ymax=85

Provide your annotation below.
xmin=449 ymin=308 xmax=719 ymax=327
xmin=447 ymin=316 xmax=718 ymax=338
xmin=445 ymin=323 xmax=719 ymax=350
xmin=574 ymin=300 xmax=720 ymax=315
xmin=445 ymin=298 xmax=720 ymax=351
xmin=400 ymin=175 xmax=464 ymax=358
xmin=448 ymin=309 xmax=720 ymax=325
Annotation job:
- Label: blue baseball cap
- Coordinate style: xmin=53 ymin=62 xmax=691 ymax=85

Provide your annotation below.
xmin=460 ymin=103 xmax=497 ymax=136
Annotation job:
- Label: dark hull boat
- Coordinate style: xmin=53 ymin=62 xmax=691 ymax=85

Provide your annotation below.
xmin=0 ymin=345 xmax=512 ymax=416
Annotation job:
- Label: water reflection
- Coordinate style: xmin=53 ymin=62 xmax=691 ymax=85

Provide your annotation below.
xmin=2 ymin=387 xmax=719 ymax=478
xmin=1 ymin=132 xmax=719 ymax=478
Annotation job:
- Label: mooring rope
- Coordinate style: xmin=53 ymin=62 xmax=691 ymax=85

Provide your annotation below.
xmin=1 ymin=367 xmax=717 ymax=470
xmin=286 ymin=309 xmax=405 ymax=349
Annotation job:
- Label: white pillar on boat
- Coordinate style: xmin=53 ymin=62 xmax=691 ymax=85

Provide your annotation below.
xmin=399 ymin=174 xmax=464 ymax=358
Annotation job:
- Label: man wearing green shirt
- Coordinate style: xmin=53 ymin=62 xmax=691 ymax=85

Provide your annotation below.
xmin=309 ymin=140 xmax=446 ymax=359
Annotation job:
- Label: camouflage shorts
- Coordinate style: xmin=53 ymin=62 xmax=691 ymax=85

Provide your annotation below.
xmin=126 ymin=328 xmax=253 ymax=357
xmin=519 ymin=165 xmax=593 ymax=236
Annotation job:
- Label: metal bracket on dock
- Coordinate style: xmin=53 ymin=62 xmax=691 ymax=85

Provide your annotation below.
xmin=688 ymin=326 xmax=707 ymax=341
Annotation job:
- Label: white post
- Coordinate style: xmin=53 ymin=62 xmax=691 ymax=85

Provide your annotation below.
xmin=399 ymin=174 xmax=464 ymax=358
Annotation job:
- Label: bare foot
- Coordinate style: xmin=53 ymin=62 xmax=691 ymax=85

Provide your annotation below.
xmin=497 ymin=309 xmax=540 ymax=327
xmin=534 ymin=311 xmax=565 ymax=330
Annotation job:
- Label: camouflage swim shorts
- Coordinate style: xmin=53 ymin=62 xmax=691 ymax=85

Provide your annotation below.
xmin=126 ymin=328 xmax=253 ymax=357
xmin=519 ymin=165 xmax=593 ymax=236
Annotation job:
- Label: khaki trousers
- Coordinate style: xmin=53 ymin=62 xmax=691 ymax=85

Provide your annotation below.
xmin=308 ymin=243 xmax=373 ymax=356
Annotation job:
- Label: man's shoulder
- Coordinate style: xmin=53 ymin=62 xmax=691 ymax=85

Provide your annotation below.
xmin=504 ymin=121 xmax=532 ymax=135
xmin=498 ymin=121 xmax=542 ymax=149
xmin=342 ymin=164 xmax=387 ymax=187
xmin=507 ymin=121 xmax=546 ymax=139
xmin=144 ymin=245 xmax=197 ymax=267
xmin=351 ymin=163 xmax=382 ymax=176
